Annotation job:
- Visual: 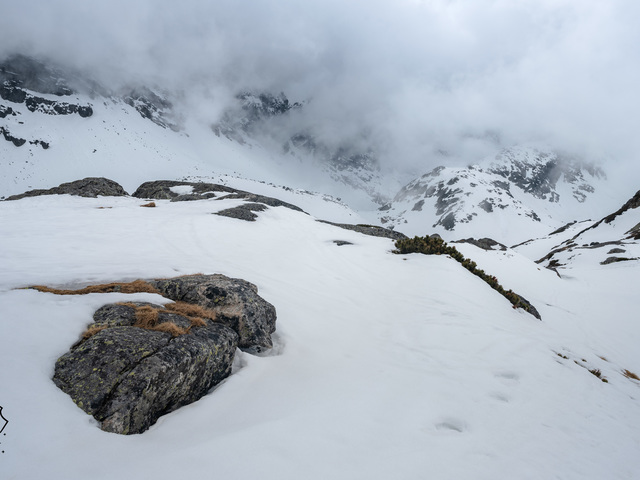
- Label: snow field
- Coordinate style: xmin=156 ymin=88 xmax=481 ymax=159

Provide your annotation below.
xmin=0 ymin=195 xmax=639 ymax=479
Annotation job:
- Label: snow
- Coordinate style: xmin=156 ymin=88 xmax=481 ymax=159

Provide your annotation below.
xmin=1 ymin=193 xmax=639 ymax=479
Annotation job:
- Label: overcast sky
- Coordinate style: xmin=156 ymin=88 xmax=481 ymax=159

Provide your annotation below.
xmin=2 ymin=0 xmax=640 ymax=180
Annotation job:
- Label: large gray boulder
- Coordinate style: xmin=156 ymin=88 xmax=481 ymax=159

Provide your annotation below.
xmin=5 ymin=177 xmax=127 ymax=200
xmin=132 ymin=180 xmax=236 ymax=201
xmin=53 ymin=302 xmax=238 ymax=435
xmin=132 ymin=180 xmax=305 ymax=212
xmin=150 ymin=274 xmax=277 ymax=353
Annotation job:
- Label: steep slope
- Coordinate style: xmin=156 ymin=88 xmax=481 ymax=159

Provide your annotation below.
xmin=528 ymin=189 xmax=640 ymax=269
xmin=379 ymin=146 xmax=615 ymax=244
xmin=0 ymin=55 xmax=380 ymax=210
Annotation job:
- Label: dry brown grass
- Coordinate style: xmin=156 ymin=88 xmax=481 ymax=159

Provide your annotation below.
xmin=82 ymin=325 xmax=107 ymax=339
xmin=133 ymin=305 xmax=159 ymax=329
xmin=140 ymin=202 xmax=156 ymax=208
xmin=623 ymin=369 xmax=640 ymax=381
xmin=110 ymin=301 xmax=210 ymax=337
xmin=164 ymin=301 xmax=215 ymax=326
xmin=150 ymin=322 xmax=189 ymax=337
xmin=31 ymin=280 xmax=160 ymax=295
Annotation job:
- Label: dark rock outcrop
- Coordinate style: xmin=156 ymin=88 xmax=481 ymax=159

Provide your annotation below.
xmin=133 ymin=180 xmax=305 ymax=212
xmin=453 ymin=237 xmax=507 ymax=251
xmin=123 ymin=87 xmax=178 ymax=131
xmin=5 ymin=177 xmax=128 ymax=200
xmin=0 ymin=126 xmax=26 ymax=146
xmin=220 ymin=192 xmax=304 ymax=212
xmin=215 ymin=203 xmax=268 ymax=221
xmin=318 ymin=220 xmax=407 ymax=240
xmin=132 ymin=180 xmax=236 ymax=200
xmin=54 ymin=311 xmax=238 ymax=435
xmin=53 ymin=273 xmax=278 ymax=435
xmin=150 ymin=274 xmax=277 ymax=353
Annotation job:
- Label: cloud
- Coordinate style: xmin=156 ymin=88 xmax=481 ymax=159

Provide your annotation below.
xmin=2 ymin=0 xmax=640 ymax=182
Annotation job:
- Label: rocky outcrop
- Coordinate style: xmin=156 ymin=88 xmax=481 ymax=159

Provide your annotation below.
xmin=5 ymin=177 xmax=128 ymax=200
xmin=215 ymin=203 xmax=268 ymax=221
xmin=133 ymin=180 xmax=305 ymax=212
xmin=318 ymin=220 xmax=407 ymax=240
xmin=123 ymin=87 xmax=178 ymax=131
xmin=132 ymin=180 xmax=236 ymax=200
xmin=54 ymin=305 xmax=238 ymax=435
xmin=453 ymin=237 xmax=507 ymax=251
xmin=150 ymin=274 xmax=277 ymax=353
xmin=52 ymin=273 xmax=278 ymax=435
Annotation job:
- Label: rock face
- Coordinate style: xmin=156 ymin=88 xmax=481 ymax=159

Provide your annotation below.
xmin=453 ymin=237 xmax=507 ymax=251
xmin=133 ymin=180 xmax=305 ymax=212
xmin=5 ymin=177 xmax=127 ymax=200
xmin=318 ymin=220 xmax=407 ymax=240
xmin=53 ymin=273 xmax=278 ymax=435
xmin=54 ymin=307 xmax=238 ymax=435
xmin=132 ymin=180 xmax=236 ymax=200
xmin=150 ymin=274 xmax=277 ymax=353
xmin=215 ymin=203 xmax=268 ymax=221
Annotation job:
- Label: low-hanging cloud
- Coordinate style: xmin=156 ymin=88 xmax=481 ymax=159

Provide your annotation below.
xmin=2 ymin=0 xmax=640 ymax=187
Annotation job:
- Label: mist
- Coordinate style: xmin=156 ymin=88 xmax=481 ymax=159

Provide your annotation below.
xmin=2 ymin=0 xmax=640 ymax=186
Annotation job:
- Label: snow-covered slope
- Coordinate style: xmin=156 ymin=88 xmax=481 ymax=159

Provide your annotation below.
xmin=379 ymin=146 xmax=618 ymax=244
xmin=523 ymin=189 xmax=640 ymax=269
xmin=1 ymin=192 xmax=639 ymax=480
xmin=0 ymin=55 xmax=380 ymax=212
xmin=2 ymin=53 xmax=640 ymax=479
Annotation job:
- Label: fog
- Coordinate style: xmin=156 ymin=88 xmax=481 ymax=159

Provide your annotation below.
xmin=2 ymin=0 xmax=640 ymax=184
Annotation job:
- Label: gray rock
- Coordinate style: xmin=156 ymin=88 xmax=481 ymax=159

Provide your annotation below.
xmin=132 ymin=180 xmax=306 ymax=212
xmin=214 ymin=203 xmax=267 ymax=222
xmin=54 ymin=321 xmax=237 ymax=435
xmin=219 ymin=192 xmax=304 ymax=212
xmin=132 ymin=180 xmax=236 ymax=200
xmin=454 ymin=237 xmax=507 ymax=251
xmin=5 ymin=177 xmax=127 ymax=200
xmin=318 ymin=220 xmax=407 ymax=240
xmin=149 ymin=274 xmax=277 ymax=353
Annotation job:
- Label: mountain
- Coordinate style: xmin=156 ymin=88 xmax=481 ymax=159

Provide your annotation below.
xmin=378 ymin=146 xmax=617 ymax=244
xmin=1 ymin=53 xmax=640 ymax=480
xmin=2 ymin=54 xmax=627 ymax=242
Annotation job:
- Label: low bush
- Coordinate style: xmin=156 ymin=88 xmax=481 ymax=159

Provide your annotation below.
xmin=393 ymin=235 xmax=534 ymax=315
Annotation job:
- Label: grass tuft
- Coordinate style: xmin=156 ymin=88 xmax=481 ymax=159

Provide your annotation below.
xmin=151 ymin=322 xmax=189 ymax=337
xmin=30 ymin=280 xmax=160 ymax=295
xmin=623 ymin=369 xmax=640 ymax=381
xmin=164 ymin=302 xmax=215 ymax=325
xmin=133 ymin=305 xmax=159 ymax=329
xmin=82 ymin=325 xmax=107 ymax=339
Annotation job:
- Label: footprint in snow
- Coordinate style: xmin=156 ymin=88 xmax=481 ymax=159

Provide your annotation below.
xmin=434 ymin=418 xmax=468 ymax=433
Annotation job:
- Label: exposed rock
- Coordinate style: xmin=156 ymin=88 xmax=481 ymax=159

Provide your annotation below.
xmin=5 ymin=177 xmax=128 ymax=200
xmin=601 ymin=257 xmax=637 ymax=265
xmin=132 ymin=180 xmax=236 ymax=200
xmin=149 ymin=274 xmax=277 ymax=353
xmin=133 ymin=180 xmax=305 ymax=212
xmin=333 ymin=240 xmax=353 ymax=246
xmin=454 ymin=237 xmax=507 ymax=251
xmin=0 ymin=126 xmax=26 ymax=146
xmin=317 ymin=220 xmax=407 ymax=240
xmin=214 ymin=203 xmax=267 ymax=222
xmin=0 ymin=104 xmax=15 ymax=118
xmin=52 ymin=272 xmax=278 ymax=435
xmin=123 ymin=87 xmax=178 ymax=131
xmin=54 ymin=317 xmax=238 ymax=435
xmin=607 ymin=248 xmax=626 ymax=254
xmin=219 ymin=192 xmax=304 ymax=212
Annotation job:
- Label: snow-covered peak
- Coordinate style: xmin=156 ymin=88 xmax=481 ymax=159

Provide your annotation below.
xmin=378 ymin=146 xmax=614 ymax=245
